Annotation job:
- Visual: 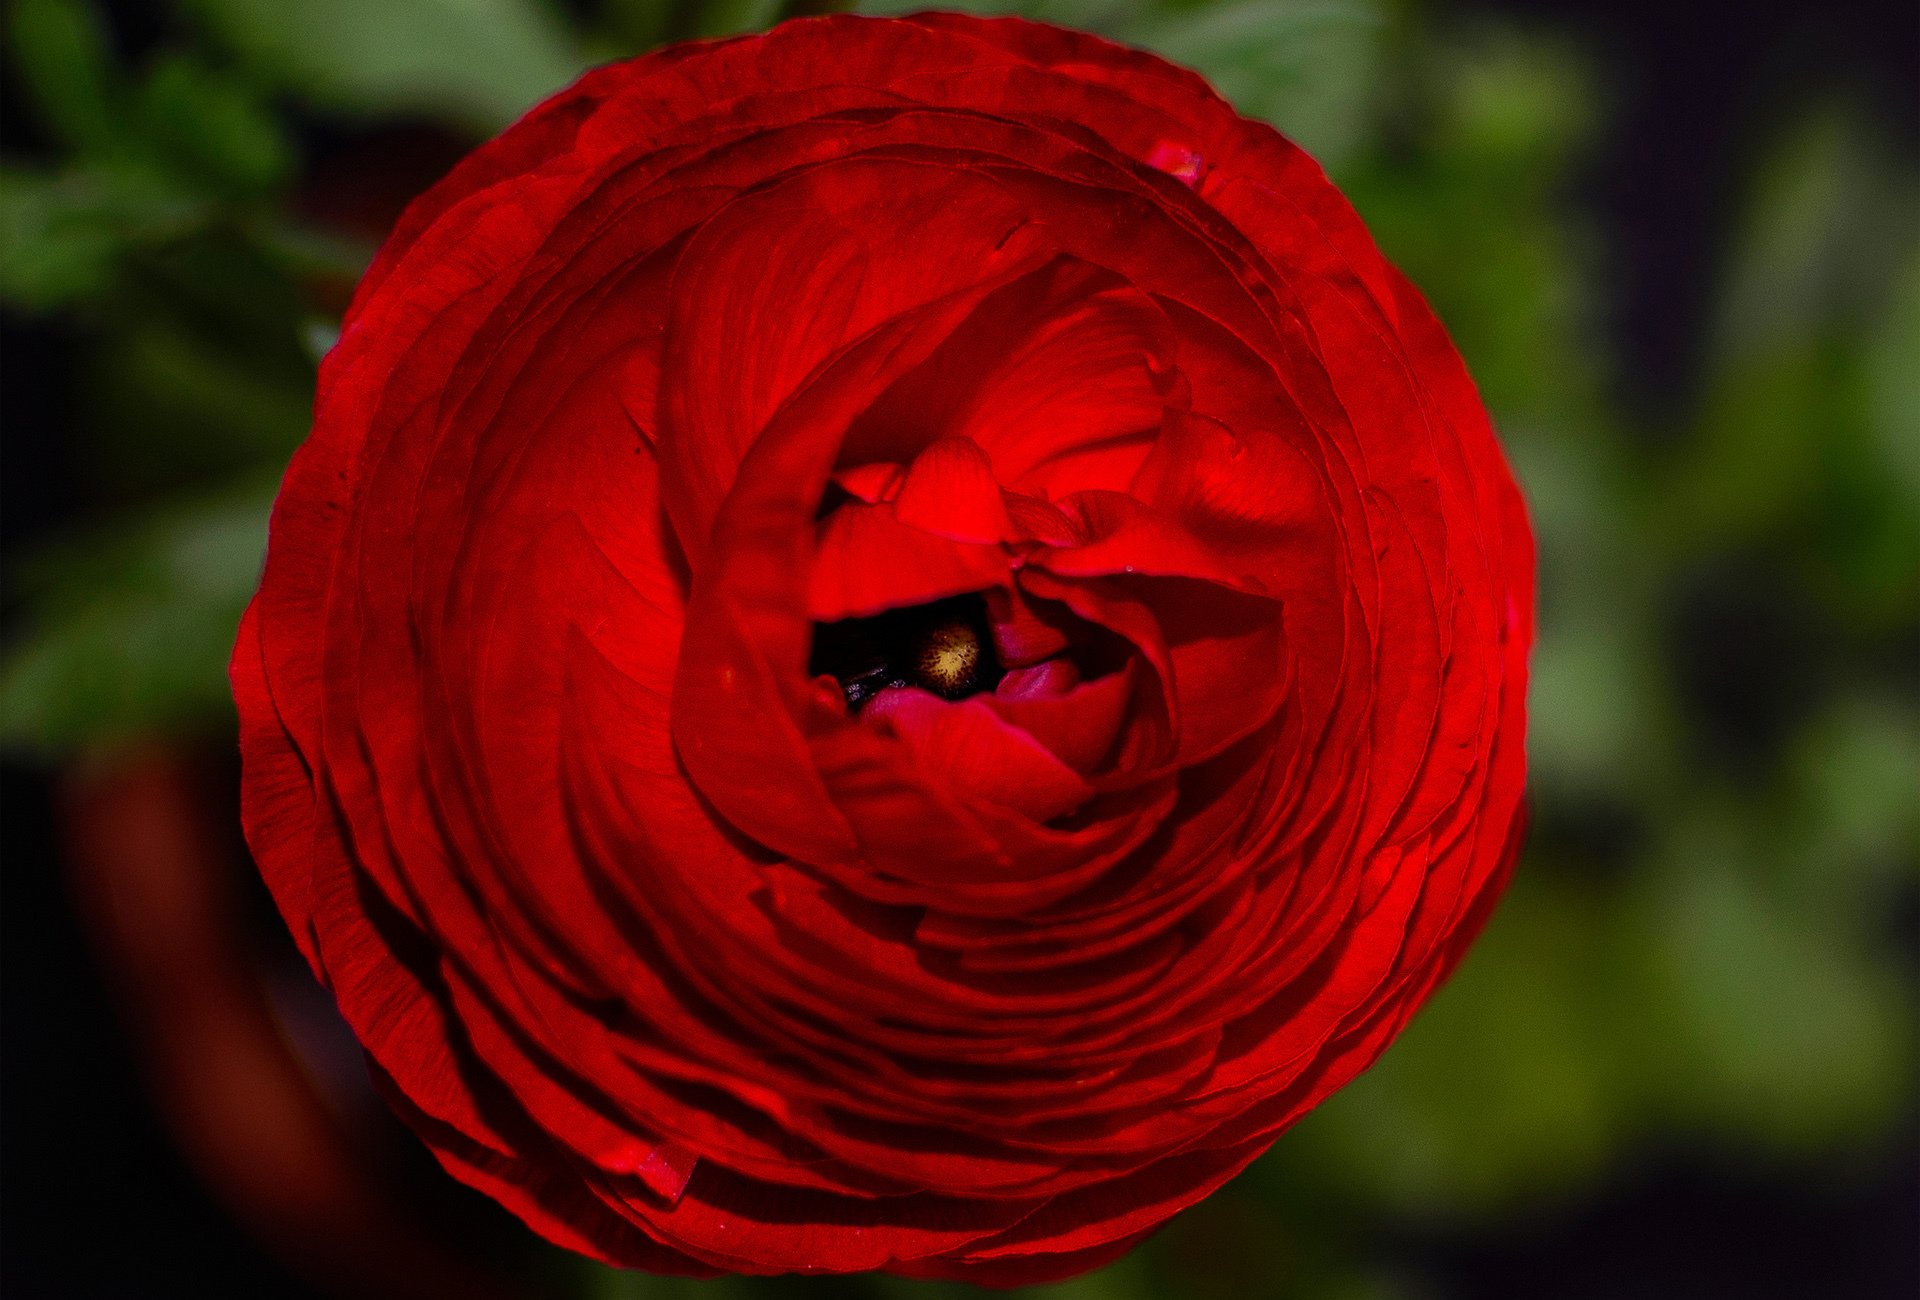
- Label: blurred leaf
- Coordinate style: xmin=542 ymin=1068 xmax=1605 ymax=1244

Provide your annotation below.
xmin=1783 ymin=694 xmax=1920 ymax=890
xmin=578 ymin=1263 xmax=761 ymax=1299
xmin=691 ymin=0 xmax=783 ymax=37
xmin=0 ymin=163 xmax=208 ymax=311
xmin=255 ymin=220 xmax=377 ymax=284
xmin=1280 ymin=876 xmax=1626 ymax=1217
xmin=1662 ymin=341 xmax=1844 ymax=547
xmin=135 ymin=220 xmax=316 ymax=335
xmin=1343 ymin=33 xmax=1604 ymax=427
xmin=1525 ymin=617 xmax=1669 ymax=801
xmin=1630 ymin=815 xmax=1916 ymax=1153
xmin=853 ymin=0 xmax=1387 ymax=165
xmin=79 ymin=312 xmax=312 ymax=494
xmin=1709 ymin=109 xmax=1919 ymax=371
xmin=0 ymin=484 xmax=272 ymax=752
xmin=853 ymin=0 xmax=1130 ymax=26
xmin=28 ymin=225 xmax=318 ymax=499
xmin=1125 ymin=0 xmax=1384 ymax=165
xmin=1660 ymin=110 xmax=1920 ymax=617
xmin=5 ymin=0 xmax=122 ymax=153
xmin=184 ymin=0 xmax=588 ymax=131
xmin=1862 ymin=245 xmax=1920 ymax=509
xmin=300 ymin=317 xmax=342 ymax=364
xmin=0 ymin=168 xmax=123 ymax=307
xmin=1428 ymin=30 xmax=1596 ymax=184
xmin=597 ymin=0 xmax=672 ymax=50
xmin=137 ymin=53 xmax=294 ymax=195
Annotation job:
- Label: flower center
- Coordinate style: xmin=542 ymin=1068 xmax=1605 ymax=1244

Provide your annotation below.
xmin=916 ymin=622 xmax=980 ymax=692
xmin=810 ymin=595 xmax=1003 ymax=712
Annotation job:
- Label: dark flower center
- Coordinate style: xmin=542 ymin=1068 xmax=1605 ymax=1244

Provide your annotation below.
xmin=809 ymin=594 xmax=1003 ymax=711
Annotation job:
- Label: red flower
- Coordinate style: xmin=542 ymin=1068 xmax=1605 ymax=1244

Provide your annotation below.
xmin=232 ymin=14 xmax=1533 ymax=1285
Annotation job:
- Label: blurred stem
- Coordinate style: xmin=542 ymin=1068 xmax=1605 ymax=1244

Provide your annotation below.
xmin=253 ymin=220 xmax=375 ymax=283
xmin=60 ymin=744 xmax=527 ymax=1300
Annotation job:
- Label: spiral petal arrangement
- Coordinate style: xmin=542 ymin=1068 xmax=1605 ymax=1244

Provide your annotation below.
xmin=232 ymin=14 xmax=1534 ymax=1284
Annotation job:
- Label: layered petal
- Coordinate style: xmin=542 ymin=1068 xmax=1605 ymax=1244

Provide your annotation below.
xmin=233 ymin=13 xmax=1534 ymax=1286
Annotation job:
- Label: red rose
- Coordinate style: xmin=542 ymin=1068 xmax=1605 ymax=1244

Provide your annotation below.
xmin=232 ymin=13 xmax=1533 ymax=1285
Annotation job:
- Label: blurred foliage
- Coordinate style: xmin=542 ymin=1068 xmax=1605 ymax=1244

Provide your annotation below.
xmin=181 ymin=0 xmax=589 ymax=130
xmin=2 ymin=1 xmax=1915 ymax=1298
xmin=0 ymin=480 xmax=272 ymax=747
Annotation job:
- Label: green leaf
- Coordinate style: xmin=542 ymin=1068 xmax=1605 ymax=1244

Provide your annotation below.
xmin=5 ymin=0 xmax=122 ymax=153
xmin=1863 ymin=246 xmax=1920 ymax=509
xmin=1428 ymin=31 xmax=1597 ymax=183
xmin=853 ymin=0 xmax=1113 ymax=21
xmin=1631 ymin=815 xmax=1917 ymax=1153
xmin=1656 ymin=113 xmax=1920 ymax=601
xmin=1786 ymin=694 xmax=1920 ymax=886
xmin=851 ymin=0 xmax=1388 ymax=165
xmin=183 ymin=0 xmax=588 ymax=132
xmin=1123 ymin=0 xmax=1385 ymax=164
xmin=690 ymin=0 xmax=783 ymax=38
xmin=0 ymin=168 xmax=123 ymax=307
xmin=1278 ymin=876 xmax=1628 ymax=1217
xmin=79 ymin=311 xmax=313 ymax=493
xmin=596 ymin=0 xmax=673 ymax=50
xmin=1525 ymin=616 xmax=1670 ymax=802
xmin=254 ymin=220 xmax=377 ymax=284
xmin=0 ymin=164 xmax=208 ymax=311
xmin=0 ymin=484 xmax=272 ymax=753
xmin=136 ymin=53 xmax=294 ymax=195
xmin=1708 ymin=108 xmax=1920 ymax=372
xmin=1340 ymin=33 xmax=1605 ymax=427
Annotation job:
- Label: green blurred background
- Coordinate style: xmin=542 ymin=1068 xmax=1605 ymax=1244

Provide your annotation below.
xmin=1 ymin=1 xmax=1914 ymax=1296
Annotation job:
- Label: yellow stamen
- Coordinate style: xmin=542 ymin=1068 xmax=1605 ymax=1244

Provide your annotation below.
xmin=915 ymin=621 xmax=981 ymax=695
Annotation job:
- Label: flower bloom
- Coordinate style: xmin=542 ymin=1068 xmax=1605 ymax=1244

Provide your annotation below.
xmin=232 ymin=14 xmax=1533 ymax=1285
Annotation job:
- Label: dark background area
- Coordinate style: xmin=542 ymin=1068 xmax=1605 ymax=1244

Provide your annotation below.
xmin=3 ymin=0 xmax=1916 ymax=1296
